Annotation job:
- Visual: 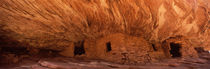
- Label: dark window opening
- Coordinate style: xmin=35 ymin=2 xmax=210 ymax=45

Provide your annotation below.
xmin=106 ymin=42 xmax=112 ymax=52
xmin=74 ymin=41 xmax=85 ymax=55
xmin=170 ymin=43 xmax=182 ymax=58
xmin=152 ymin=44 xmax=157 ymax=51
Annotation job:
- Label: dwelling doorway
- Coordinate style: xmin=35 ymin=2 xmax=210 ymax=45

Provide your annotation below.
xmin=74 ymin=41 xmax=85 ymax=56
xmin=170 ymin=43 xmax=182 ymax=58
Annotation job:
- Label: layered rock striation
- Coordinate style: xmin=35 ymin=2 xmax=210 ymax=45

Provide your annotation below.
xmin=0 ymin=0 xmax=209 ymax=64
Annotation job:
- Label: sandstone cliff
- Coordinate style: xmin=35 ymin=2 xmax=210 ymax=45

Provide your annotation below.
xmin=0 ymin=0 xmax=209 ymax=64
xmin=0 ymin=0 xmax=209 ymax=54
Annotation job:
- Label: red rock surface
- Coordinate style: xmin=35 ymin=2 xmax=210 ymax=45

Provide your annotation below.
xmin=0 ymin=0 xmax=209 ymax=65
xmin=0 ymin=0 xmax=208 ymax=49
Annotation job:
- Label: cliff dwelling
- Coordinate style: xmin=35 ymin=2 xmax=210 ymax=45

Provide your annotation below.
xmin=162 ymin=36 xmax=198 ymax=58
xmin=0 ymin=0 xmax=209 ymax=69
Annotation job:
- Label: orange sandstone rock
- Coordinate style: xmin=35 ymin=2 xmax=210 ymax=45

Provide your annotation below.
xmin=0 ymin=0 xmax=208 ymax=64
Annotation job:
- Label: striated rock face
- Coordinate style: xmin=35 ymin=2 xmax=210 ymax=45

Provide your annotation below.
xmin=0 ymin=0 xmax=209 ymax=63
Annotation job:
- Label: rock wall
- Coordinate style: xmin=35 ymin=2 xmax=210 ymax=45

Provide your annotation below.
xmin=0 ymin=0 xmax=209 ymax=49
xmin=60 ymin=33 xmax=167 ymax=64
xmin=85 ymin=33 xmax=154 ymax=64
xmin=0 ymin=0 xmax=209 ymax=64
xmin=162 ymin=36 xmax=198 ymax=58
